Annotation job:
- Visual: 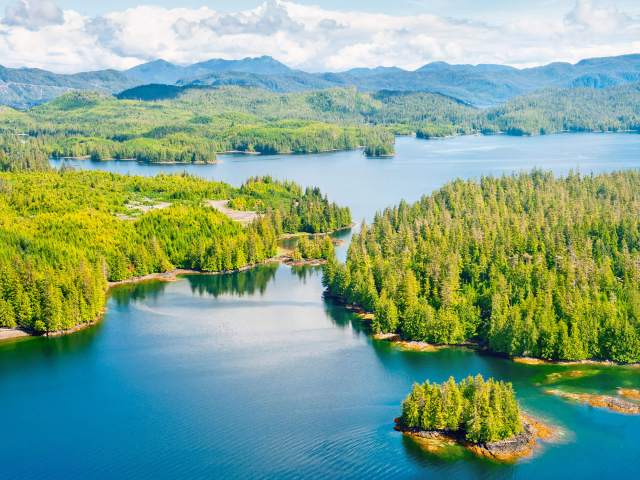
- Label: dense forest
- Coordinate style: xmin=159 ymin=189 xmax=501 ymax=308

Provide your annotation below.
xmin=324 ymin=171 xmax=640 ymax=363
xmin=228 ymin=176 xmax=351 ymax=234
xmin=488 ymin=84 xmax=640 ymax=135
xmin=0 ymin=171 xmax=350 ymax=333
xmin=0 ymin=89 xmax=397 ymax=164
xmin=399 ymin=375 xmax=523 ymax=443
xmin=1 ymin=83 xmax=638 ymax=168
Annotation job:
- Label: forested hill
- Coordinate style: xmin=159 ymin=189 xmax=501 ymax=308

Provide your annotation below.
xmin=2 ymin=53 xmax=640 ymax=108
xmin=0 ymin=65 xmax=135 ymax=109
xmin=486 ymin=84 xmax=640 ymax=135
xmin=324 ymin=170 xmax=640 ymax=363
xmin=0 ymin=171 xmax=351 ymax=334
xmin=1 ymin=83 xmax=637 ymax=169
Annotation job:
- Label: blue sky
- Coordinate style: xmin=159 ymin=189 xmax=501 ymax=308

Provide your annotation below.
xmin=0 ymin=1 xmax=638 ymax=72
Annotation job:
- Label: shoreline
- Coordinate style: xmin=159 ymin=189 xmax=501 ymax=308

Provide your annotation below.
xmin=1 ymin=255 xmax=329 ymax=344
xmin=545 ymin=389 xmax=640 ymax=415
xmin=394 ymin=413 xmax=558 ymax=462
xmin=0 ymin=328 xmax=30 ymax=341
xmin=512 ymin=356 xmax=640 ymax=368
xmin=48 ymin=131 xmax=640 ymax=166
xmin=326 ymin=294 xmax=640 ymax=367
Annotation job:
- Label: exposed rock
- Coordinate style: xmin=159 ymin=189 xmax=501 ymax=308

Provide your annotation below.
xmin=394 ymin=414 xmax=556 ymax=462
xmin=373 ymin=333 xmax=400 ymax=341
xmin=0 ymin=328 xmax=30 ymax=342
xmin=618 ymin=388 xmax=640 ymax=401
xmin=546 ymin=389 xmax=640 ymax=415
xmin=206 ymin=199 xmax=259 ymax=225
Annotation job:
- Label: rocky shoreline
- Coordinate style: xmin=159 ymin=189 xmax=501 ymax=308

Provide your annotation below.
xmin=513 ymin=356 xmax=640 ymax=368
xmin=546 ymin=389 xmax=640 ymax=415
xmin=0 ymin=311 xmax=105 ymax=343
xmin=0 ymin=328 xmax=30 ymax=342
xmin=326 ymin=295 xmax=640 ymax=367
xmin=394 ymin=414 xmax=556 ymax=462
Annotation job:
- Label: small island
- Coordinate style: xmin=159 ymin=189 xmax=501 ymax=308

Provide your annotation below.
xmin=395 ymin=375 xmax=555 ymax=461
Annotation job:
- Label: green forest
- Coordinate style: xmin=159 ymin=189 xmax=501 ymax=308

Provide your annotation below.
xmin=1 ymin=83 xmax=638 ymax=168
xmin=324 ymin=170 xmax=640 ymax=363
xmin=399 ymin=375 xmax=523 ymax=443
xmin=0 ymin=170 xmax=350 ymax=334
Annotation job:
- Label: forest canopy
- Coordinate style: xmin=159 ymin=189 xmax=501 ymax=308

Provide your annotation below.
xmin=324 ymin=170 xmax=640 ymax=363
xmin=400 ymin=375 xmax=523 ymax=443
xmin=0 ymin=170 xmax=350 ymax=334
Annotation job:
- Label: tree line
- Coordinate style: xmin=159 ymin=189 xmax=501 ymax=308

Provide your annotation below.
xmin=324 ymin=170 xmax=640 ymax=363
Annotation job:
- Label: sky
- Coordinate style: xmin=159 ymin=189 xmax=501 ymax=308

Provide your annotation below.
xmin=0 ymin=0 xmax=638 ymax=73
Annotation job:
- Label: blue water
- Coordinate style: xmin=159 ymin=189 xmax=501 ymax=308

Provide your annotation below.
xmin=1 ymin=134 xmax=639 ymax=479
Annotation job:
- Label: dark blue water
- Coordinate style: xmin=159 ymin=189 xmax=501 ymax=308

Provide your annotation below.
xmin=1 ymin=134 xmax=639 ymax=479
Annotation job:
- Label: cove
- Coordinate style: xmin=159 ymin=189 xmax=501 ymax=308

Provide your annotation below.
xmin=0 ymin=134 xmax=639 ymax=479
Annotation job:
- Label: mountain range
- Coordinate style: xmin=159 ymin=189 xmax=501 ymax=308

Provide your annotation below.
xmin=1 ymin=54 xmax=640 ymax=109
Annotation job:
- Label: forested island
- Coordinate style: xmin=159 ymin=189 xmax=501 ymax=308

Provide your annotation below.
xmin=324 ymin=170 xmax=640 ymax=363
xmin=396 ymin=375 xmax=553 ymax=461
xmin=0 ymin=82 xmax=639 ymax=166
xmin=0 ymin=171 xmax=350 ymax=335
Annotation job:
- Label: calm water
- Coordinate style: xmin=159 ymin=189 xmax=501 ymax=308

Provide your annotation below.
xmin=1 ymin=134 xmax=639 ymax=479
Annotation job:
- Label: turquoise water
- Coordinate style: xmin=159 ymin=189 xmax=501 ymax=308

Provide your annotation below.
xmin=1 ymin=134 xmax=639 ymax=478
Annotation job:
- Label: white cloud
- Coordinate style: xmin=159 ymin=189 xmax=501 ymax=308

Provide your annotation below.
xmin=0 ymin=0 xmax=638 ymax=73
xmin=2 ymin=0 xmax=64 ymax=30
xmin=564 ymin=0 xmax=632 ymax=33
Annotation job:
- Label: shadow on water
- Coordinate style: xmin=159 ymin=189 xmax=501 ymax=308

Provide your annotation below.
xmin=322 ymin=295 xmax=371 ymax=335
xmin=0 ymin=321 xmax=103 ymax=375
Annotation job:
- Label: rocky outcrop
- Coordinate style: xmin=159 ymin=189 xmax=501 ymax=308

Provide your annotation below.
xmin=394 ymin=414 xmax=555 ymax=462
xmin=618 ymin=388 xmax=640 ymax=401
xmin=546 ymin=389 xmax=640 ymax=415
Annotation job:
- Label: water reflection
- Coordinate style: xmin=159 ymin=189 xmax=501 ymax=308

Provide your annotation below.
xmin=109 ymin=280 xmax=170 ymax=306
xmin=185 ymin=263 xmax=278 ymax=298
xmin=0 ymin=321 xmax=103 ymax=376
xmin=290 ymin=264 xmax=323 ymax=282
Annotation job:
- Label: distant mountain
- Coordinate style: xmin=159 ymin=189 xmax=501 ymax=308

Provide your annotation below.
xmin=183 ymin=71 xmax=334 ymax=92
xmin=0 ymin=66 xmax=134 ymax=109
xmin=2 ymin=54 xmax=640 ymax=109
xmin=319 ymin=54 xmax=640 ymax=106
xmin=124 ymin=60 xmax=187 ymax=85
xmin=125 ymin=55 xmax=295 ymax=85
xmin=115 ymin=83 xmax=187 ymax=101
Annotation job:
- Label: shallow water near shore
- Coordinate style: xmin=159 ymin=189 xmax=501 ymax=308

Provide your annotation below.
xmin=1 ymin=134 xmax=639 ymax=479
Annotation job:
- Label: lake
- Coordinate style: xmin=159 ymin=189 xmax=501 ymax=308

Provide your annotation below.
xmin=2 ymin=134 xmax=640 ymax=479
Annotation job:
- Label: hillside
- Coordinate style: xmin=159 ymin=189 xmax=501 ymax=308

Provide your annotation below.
xmin=1 ymin=83 xmax=639 ymax=170
xmin=2 ymin=54 xmax=640 ymax=108
xmin=0 ymin=66 xmax=135 ymax=109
